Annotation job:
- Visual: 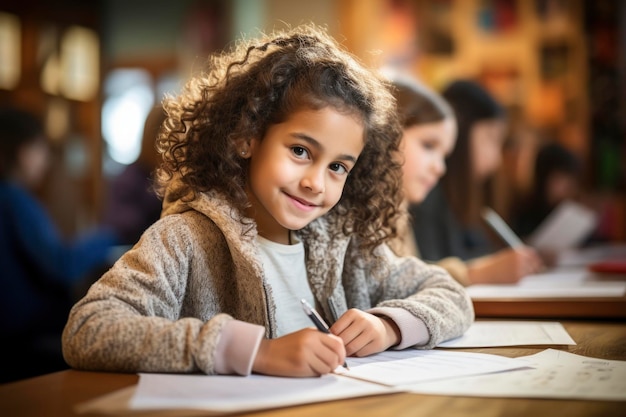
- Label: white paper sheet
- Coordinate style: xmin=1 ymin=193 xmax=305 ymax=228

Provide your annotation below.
xmin=334 ymin=349 xmax=529 ymax=386
xmin=122 ymin=350 xmax=528 ymax=412
xmin=557 ymin=244 xmax=626 ymax=267
xmin=131 ymin=373 xmax=397 ymax=412
xmin=467 ymin=283 xmax=626 ymax=299
xmin=437 ymin=321 xmax=576 ymax=348
xmin=405 ymin=349 xmax=626 ymax=401
xmin=528 ymin=200 xmax=597 ymax=251
xmin=467 ymin=269 xmax=626 ymax=299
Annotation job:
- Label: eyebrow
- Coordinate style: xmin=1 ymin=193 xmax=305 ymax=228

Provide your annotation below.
xmin=291 ymin=132 xmax=358 ymax=164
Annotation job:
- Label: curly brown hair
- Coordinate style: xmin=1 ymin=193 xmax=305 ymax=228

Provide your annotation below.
xmin=155 ymin=24 xmax=403 ymax=250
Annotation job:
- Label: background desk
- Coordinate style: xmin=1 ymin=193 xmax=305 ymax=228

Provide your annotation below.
xmin=472 ymin=246 xmax=626 ymax=320
xmin=1 ymin=321 xmax=624 ymax=417
xmin=473 ymin=295 xmax=626 ymax=319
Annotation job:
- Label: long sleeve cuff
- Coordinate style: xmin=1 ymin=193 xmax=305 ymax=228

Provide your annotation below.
xmin=367 ymin=306 xmax=429 ymax=350
xmin=213 ymin=320 xmax=265 ymax=375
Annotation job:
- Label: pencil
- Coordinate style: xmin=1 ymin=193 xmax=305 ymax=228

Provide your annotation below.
xmin=300 ymin=299 xmax=350 ymax=370
xmin=481 ymin=207 xmax=524 ymax=248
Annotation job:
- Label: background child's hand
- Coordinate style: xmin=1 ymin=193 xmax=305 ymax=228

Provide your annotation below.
xmin=330 ymin=309 xmax=400 ymax=357
xmin=468 ymin=246 xmax=544 ymax=284
xmin=252 ymin=328 xmax=346 ymax=377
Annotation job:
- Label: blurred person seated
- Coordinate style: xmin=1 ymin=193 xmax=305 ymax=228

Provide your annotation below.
xmin=512 ymin=141 xmax=583 ymax=240
xmin=0 ymin=106 xmax=119 ymax=383
xmin=410 ymin=80 xmax=543 ymax=284
xmin=387 ymin=76 xmax=468 ymax=283
xmin=102 ymin=106 xmax=165 ymax=246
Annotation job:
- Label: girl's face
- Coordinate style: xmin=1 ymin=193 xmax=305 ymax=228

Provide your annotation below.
xmin=470 ymin=118 xmax=507 ymax=182
xmin=546 ymin=171 xmax=579 ymax=206
xmin=245 ymin=106 xmax=365 ymax=244
xmin=399 ymin=117 xmax=456 ymax=204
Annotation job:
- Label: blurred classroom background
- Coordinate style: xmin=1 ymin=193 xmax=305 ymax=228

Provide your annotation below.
xmin=0 ymin=0 xmax=624 ymax=243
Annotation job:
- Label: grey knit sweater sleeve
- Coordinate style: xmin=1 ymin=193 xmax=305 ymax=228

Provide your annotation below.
xmin=62 ymin=215 xmax=231 ymax=374
xmin=345 ymin=244 xmax=474 ymax=349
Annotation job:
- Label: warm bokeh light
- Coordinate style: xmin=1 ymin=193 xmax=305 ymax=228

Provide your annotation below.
xmin=60 ymin=26 xmax=100 ymax=101
xmin=0 ymin=12 xmax=21 ymax=90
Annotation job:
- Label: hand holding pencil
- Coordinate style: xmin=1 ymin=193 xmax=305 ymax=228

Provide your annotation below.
xmin=468 ymin=207 xmax=545 ymax=283
xmin=301 ymin=299 xmax=349 ymax=370
xmin=252 ymin=306 xmax=347 ymax=377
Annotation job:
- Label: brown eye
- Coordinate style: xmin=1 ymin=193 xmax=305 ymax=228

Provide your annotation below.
xmin=291 ymin=146 xmax=309 ymax=159
xmin=329 ymin=162 xmax=348 ymax=175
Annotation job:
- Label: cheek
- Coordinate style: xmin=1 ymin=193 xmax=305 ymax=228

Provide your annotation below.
xmin=250 ymin=149 xmax=290 ymax=179
xmin=472 ymin=143 xmax=501 ymax=178
xmin=404 ymin=143 xmax=424 ymax=174
xmin=487 ymin=145 xmax=502 ymax=171
xmin=323 ymin=177 xmax=349 ymax=208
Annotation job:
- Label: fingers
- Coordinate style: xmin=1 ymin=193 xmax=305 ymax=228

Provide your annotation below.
xmin=518 ymin=246 xmax=545 ymax=275
xmin=312 ymin=333 xmax=346 ymax=373
xmin=252 ymin=329 xmax=345 ymax=377
xmin=294 ymin=330 xmax=346 ymax=375
xmin=331 ymin=309 xmax=388 ymax=357
xmin=331 ymin=309 xmax=366 ymax=355
xmin=505 ymin=246 xmax=545 ymax=280
xmin=342 ymin=325 xmax=371 ymax=357
xmin=254 ymin=311 xmax=393 ymax=378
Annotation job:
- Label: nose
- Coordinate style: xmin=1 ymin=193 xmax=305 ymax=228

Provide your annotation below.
xmin=433 ymin=157 xmax=446 ymax=178
xmin=301 ymin=164 xmax=326 ymax=194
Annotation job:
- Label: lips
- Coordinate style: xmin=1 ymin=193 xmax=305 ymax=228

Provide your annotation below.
xmin=285 ymin=192 xmax=319 ymax=210
xmin=421 ymin=176 xmax=439 ymax=191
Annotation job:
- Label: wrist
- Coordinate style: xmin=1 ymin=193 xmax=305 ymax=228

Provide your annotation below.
xmin=252 ymin=338 xmax=269 ymax=374
xmin=379 ymin=316 xmax=401 ymax=348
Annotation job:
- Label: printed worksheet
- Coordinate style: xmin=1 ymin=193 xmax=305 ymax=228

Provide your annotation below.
xmin=334 ymin=349 xmax=529 ymax=386
xmin=405 ymin=349 xmax=626 ymax=401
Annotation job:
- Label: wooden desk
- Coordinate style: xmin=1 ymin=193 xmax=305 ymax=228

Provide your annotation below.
xmin=1 ymin=321 xmax=625 ymax=417
xmin=473 ymin=295 xmax=626 ymax=319
xmin=472 ymin=261 xmax=626 ymax=320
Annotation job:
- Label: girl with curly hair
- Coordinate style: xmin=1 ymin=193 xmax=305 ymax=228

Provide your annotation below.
xmin=63 ymin=24 xmax=473 ymax=378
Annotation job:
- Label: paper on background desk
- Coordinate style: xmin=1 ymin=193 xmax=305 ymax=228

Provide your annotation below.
xmin=557 ymin=244 xmax=626 ymax=267
xmin=528 ymin=200 xmax=597 ymax=251
xmin=437 ymin=321 xmax=576 ymax=348
xmin=467 ymin=269 xmax=626 ymax=299
xmin=405 ymin=349 xmax=626 ymax=401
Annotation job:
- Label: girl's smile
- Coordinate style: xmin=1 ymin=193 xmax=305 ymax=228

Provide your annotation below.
xmin=245 ymin=106 xmax=365 ymax=244
xmin=285 ymin=192 xmax=319 ymax=212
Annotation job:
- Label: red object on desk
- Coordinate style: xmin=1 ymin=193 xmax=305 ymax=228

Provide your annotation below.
xmin=588 ymin=260 xmax=626 ymax=274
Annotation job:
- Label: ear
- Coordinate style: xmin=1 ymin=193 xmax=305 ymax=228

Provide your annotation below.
xmin=237 ymin=138 xmax=259 ymax=159
xmin=236 ymin=139 xmax=251 ymax=158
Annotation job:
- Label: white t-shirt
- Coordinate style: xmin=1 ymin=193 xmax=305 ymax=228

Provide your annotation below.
xmin=256 ymin=234 xmax=315 ymax=337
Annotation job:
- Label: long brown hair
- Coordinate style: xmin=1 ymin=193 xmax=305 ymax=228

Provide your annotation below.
xmin=391 ymin=77 xmax=454 ymax=128
xmin=441 ymin=80 xmax=505 ymax=225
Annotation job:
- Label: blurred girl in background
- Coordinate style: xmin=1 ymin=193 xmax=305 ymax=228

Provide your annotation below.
xmin=400 ymin=79 xmax=543 ymax=284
